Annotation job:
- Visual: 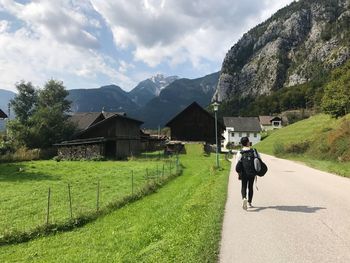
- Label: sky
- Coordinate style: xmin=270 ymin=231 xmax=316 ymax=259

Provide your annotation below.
xmin=0 ymin=0 xmax=294 ymax=92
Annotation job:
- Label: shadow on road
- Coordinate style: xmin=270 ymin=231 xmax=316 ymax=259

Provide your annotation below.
xmin=248 ymin=205 xmax=326 ymax=213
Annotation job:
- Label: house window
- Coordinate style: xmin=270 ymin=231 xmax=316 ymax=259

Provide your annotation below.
xmin=239 ymin=132 xmax=242 ymax=137
xmin=231 ymin=132 xmax=235 ymax=137
xmin=246 ymin=132 xmax=250 ymax=137
xmin=254 ymin=133 xmax=257 ymax=138
xmin=273 ymin=121 xmax=280 ymax=126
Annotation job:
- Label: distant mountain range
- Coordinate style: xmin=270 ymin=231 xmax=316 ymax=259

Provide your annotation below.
xmin=67 ymin=73 xmax=218 ymax=128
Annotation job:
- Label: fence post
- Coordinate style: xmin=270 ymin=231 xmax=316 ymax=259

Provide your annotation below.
xmin=96 ymin=180 xmax=100 ymax=212
xmin=46 ymin=187 xmax=51 ymax=225
xmin=176 ymin=154 xmax=179 ymax=174
xmin=131 ymin=170 xmax=134 ymax=195
xmin=68 ymin=183 xmax=73 ymax=219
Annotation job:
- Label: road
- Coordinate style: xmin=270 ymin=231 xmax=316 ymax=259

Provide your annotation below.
xmin=219 ymin=154 xmax=350 ymax=263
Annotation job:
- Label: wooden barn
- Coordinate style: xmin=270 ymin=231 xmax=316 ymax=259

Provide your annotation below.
xmin=56 ymin=112 xmax=143 ymax=159
xmin=165 ymin=102 xmax=225 ymax=144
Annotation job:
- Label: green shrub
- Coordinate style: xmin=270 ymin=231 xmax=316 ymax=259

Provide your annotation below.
xmin=284 ymin=141 xmax=310 ymax=154
xmin=273 ymin=142 xmax=285 ymax=156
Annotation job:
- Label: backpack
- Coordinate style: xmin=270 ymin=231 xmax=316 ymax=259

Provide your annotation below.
xmin=240 ymin=149 xmax=268 ymax=177
xmin=240 ymin=149 xmax=257 ymax=177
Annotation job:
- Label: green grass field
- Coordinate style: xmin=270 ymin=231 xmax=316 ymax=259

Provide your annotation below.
xmin=0 ymin=144 xmax=230 ymax=262
xmin=256 ymin=114 xmax=350 ymax=177
xmin=255 ymin=114 xmax=337 ymax=155
xmin=0 ymin=154 xmax=171 ymax=235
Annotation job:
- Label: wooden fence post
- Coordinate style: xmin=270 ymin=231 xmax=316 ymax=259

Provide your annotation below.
xmin=131 ymin=170 xmax=134 ymax=195
xmin=68 ymin=183 xmax=73 ymax=219
xmin=46 ymin=187 xmax=51 ymax=225
xmin=96 ymin=180 xmax=100 ymax=212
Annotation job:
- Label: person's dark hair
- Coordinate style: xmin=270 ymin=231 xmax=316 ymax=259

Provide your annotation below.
xmin=240 ymin=136 xmax=250 ymax=147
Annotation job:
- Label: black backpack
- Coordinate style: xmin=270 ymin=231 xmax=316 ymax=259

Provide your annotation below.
xmin=240 ymin=149 xmax=256 ymax=177
xmin=240 ymin=149 xmax=268 ymax=177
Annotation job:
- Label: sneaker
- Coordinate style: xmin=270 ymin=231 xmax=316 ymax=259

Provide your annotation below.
xmin=242 ymin=198 xmax=248 ymax=210
xmin=248 ymin=203 xmax=253 ymax=208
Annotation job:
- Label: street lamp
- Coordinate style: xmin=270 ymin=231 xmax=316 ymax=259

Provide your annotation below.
xmin=212 ymin=101 xmax=220 ymax=168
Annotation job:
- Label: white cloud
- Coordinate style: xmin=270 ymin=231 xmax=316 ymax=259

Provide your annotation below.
xmin=0 ymin=20 xmax=10 ymax=33
xmin=0 ymin=0 xmax=138 ymax=92
xmin=91 ymin=0 xmax=294 ymax=68
xmin=0 ymin=0 xmax=99 ymax=48
xmin=0 ymin=0 xmax=296 ymax=92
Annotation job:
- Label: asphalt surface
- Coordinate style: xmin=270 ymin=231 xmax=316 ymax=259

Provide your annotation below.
xmin=219 ymin=154 xmax=350 ymax=263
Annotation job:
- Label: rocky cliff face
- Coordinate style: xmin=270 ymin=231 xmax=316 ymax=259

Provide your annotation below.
xmin=215 ymin=0 xmax=350 ymax=101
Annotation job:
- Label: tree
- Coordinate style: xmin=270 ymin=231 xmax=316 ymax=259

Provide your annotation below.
xmin=321 ymin=62 xmax=350 ymax=118
xmin=8 ymin=79 xmax=76 ymax=149
xmin=10 ymin=81 xmax=37 ymax=123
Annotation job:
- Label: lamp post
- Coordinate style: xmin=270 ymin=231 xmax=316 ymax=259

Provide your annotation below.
xmin=212 ymin=101 xmax=220 ymax=168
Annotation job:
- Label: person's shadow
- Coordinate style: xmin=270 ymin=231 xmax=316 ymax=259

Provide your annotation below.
xmin=248 ymin=205 xmax=326 ymax=213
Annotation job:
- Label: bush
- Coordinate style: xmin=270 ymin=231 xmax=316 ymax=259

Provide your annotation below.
xmin=273 ymin=142 xmax=285 ymax=156
xmin=284 ymin=141 xmax=310 ymax=154
xmin=0 ymin=147 xmax=56 ymax=162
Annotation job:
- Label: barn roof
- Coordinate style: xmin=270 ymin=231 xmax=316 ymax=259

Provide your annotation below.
xmin=103 ymin=112 xmax=126 ymax=119
xmin=165 ymin=101 xmax=225 ymax=129
xmin=259 ymin=115 xmax=282 ymax=125
xmin=75 ymin=113 xmax=143 ymax=137
xmin=0 ymin=109 xmax=8 ymax=119
xmin=223 ymin=117 xmax=261 ymax=132
xmin=69 ymin=112 xmax=104 ymax=130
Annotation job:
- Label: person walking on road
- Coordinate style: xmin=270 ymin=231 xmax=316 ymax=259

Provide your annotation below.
xmin=235 ymin=136 xmax=261 ymax=210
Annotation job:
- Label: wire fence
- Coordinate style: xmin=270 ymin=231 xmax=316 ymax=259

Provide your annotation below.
xmin=0 ymin=155 xmax=181 ymax=238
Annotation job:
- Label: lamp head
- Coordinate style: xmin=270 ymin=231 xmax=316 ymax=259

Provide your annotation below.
xmin=212 ymin=101 xmax=220 ymax=112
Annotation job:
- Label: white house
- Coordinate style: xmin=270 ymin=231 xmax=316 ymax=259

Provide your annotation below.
xmin=221 ymin=117 xmax=262 ymax=151
xmin=259 ymin=116 xmax=283 ymax=131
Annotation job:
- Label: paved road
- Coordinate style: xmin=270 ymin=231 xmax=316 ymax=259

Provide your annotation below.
xmin=219 ymin=154 xmax=350 ymax=263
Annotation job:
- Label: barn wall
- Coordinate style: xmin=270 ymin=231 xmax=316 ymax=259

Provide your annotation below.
xmin=169 ymin=107 xmax=223 ymax=144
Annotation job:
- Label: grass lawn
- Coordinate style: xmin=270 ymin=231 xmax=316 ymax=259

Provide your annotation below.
xmin=256 ymin=114 xmax=337 ymax=155
xmin=0 ymin=154 xmax=171 ymax=235
xmin=0 ymin=144 xmax=230 ymax=262
xmin=256 ymin=114 xmax=350 ymax=178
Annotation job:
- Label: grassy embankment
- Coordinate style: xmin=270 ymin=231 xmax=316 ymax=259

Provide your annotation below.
xmin=256 ymin=114 xmax=350 ymax=177
xmin=0 ymin=144 xmax=230 ymax=262
xmin=0 ymin=152 xmax=175 ymax=238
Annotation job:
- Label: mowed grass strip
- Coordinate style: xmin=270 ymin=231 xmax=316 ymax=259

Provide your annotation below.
xmin=0 ymin=155 xmax=168 ymax=235
xmin=0 ymin=144 xmax=230 ymax=263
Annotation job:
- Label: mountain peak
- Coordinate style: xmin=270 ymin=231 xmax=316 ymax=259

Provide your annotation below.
xmin=128 ymin=74 xmax=179 ymax=107
xmin=149 ymin=74 xmax=179 ymax=90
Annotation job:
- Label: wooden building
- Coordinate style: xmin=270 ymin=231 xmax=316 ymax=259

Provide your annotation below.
xmin=56 ymin=112 xmax=143 ymax=159
xmin=165 ymin=102 xmax=225 ymax=144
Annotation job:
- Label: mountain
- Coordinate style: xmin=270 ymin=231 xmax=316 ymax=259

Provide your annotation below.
xmin=0 ymin=89 xmax=16 ymax=130
xmin=128 ymin=74 xmax=178 ymax=107
xmin=68 ymin=85 xmax=138 ymax=113
xmin=0 ymin=89 xmax=15 ymax=114
xmin=133 ymin=72 xmax=220 ymax=128
xmin=215 ymin=0 xmax=350 ymax=103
